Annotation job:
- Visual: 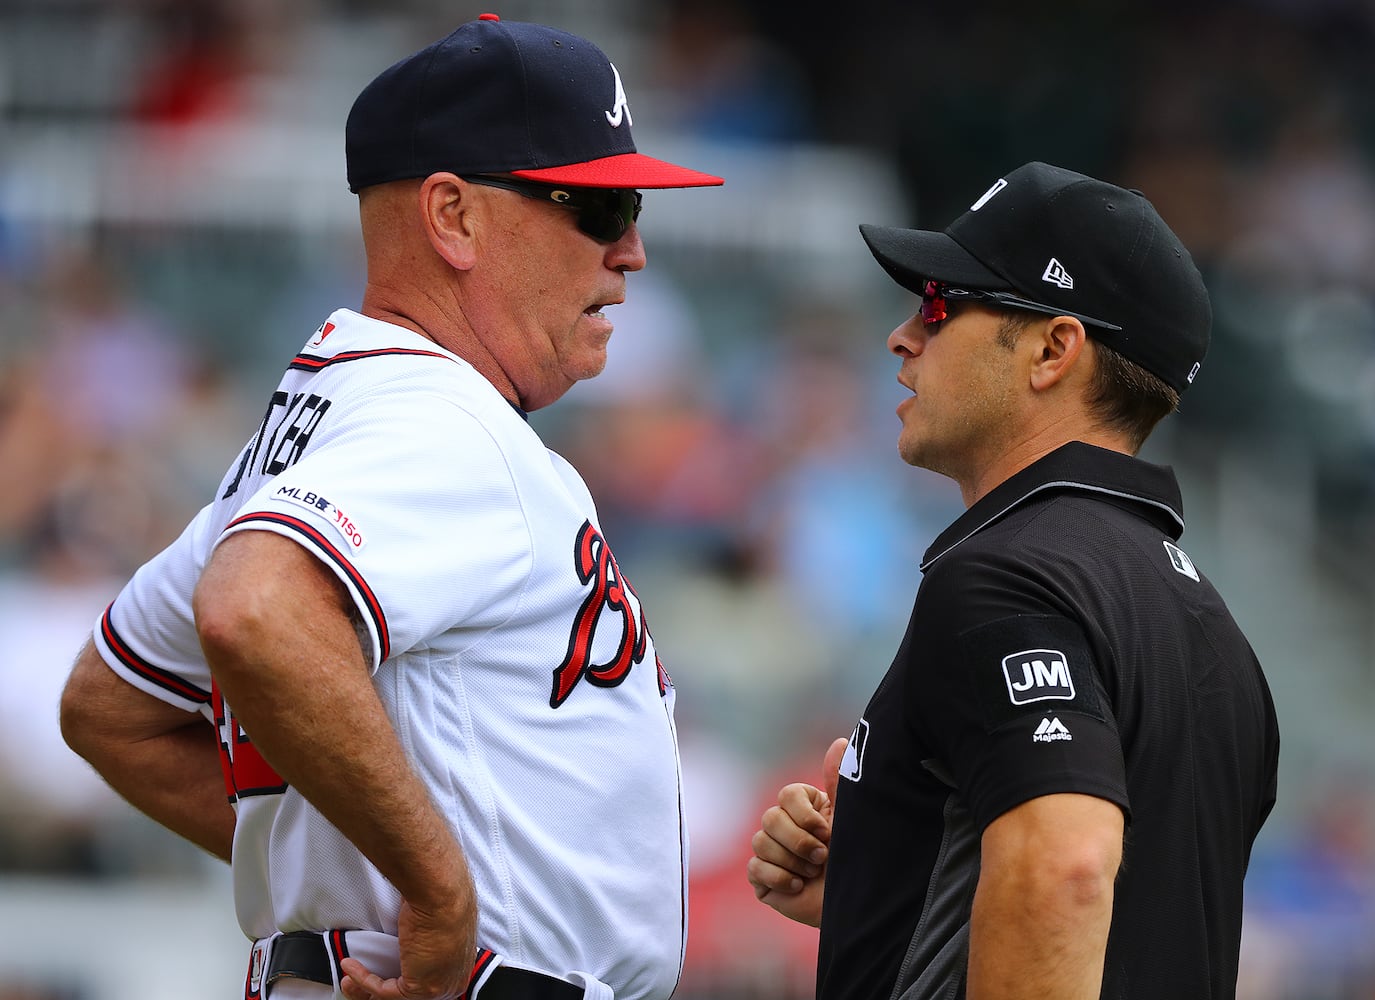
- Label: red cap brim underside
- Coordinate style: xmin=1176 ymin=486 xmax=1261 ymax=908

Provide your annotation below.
xmin=511 ymin=152 xmax=723 ymax=189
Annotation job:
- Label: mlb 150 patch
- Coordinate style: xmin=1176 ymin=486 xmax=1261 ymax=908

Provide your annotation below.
xmin=268 ymin=485 xmax=367 ymax=551
xmin=961 ymin=614 xmax=1105 ymax=732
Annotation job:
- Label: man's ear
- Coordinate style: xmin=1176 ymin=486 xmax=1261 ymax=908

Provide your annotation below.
xmin=1029 ymin=316 xmax=1090 ymax=392
xmin=418 ymin=173 xmax=478 ymax=271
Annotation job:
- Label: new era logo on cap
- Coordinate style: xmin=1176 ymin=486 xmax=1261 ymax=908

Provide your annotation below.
xmin=1042 ymin=258 xmax=1074 ymax=289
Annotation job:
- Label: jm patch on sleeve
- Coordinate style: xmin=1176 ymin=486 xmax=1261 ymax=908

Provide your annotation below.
xmin=961 ymin=614 xmax=1105 ymax=732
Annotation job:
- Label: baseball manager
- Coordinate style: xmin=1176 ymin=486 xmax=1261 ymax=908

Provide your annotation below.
xmin=61 ymin=14 xmax=720 ymax=1000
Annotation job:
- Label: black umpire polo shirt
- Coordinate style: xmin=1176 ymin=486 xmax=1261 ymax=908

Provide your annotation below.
xmin=817 ymin=442 xmax=1279 ymax=1000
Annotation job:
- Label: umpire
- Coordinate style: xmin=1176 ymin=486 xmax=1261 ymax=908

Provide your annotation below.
xmin=748 ymin=161 xmax=1281 ymax=999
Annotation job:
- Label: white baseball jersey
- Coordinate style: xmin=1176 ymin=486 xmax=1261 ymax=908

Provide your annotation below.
xmin=92 ymin=309 xmax=687 ymax=999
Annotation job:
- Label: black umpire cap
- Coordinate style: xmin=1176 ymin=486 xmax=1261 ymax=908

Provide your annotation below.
xmin=859 ymin=161 xmax=1212 ymax=394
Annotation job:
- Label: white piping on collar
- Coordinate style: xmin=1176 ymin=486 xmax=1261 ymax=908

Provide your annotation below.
xmin=919 ymin=479 xmax=1186 ymax=572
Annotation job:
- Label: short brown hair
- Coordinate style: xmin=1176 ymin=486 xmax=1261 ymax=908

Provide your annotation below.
xmin=1084 ymin=341 xmax=1179 ymax=451
xmin=994 ymin=310 xmax=1178 ymax=452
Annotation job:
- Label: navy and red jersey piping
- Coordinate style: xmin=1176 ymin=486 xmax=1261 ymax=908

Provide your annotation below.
xmin=468 ymin=949 xmax=498 ymax=994
xmin=289 ymin=345 xmax=533 ymax=421
xmin=289 ymin=348 xmax=454 ymax=373
xmin=100 ymin=603 xmax=211 ymax=704
xmin=327 ymin=929 xmax=350 ymax=983
xmin=226 ymin=511 xmax=391 ymax=661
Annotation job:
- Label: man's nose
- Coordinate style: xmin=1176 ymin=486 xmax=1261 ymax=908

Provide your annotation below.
xmin=888 ymin=314 xmax=926 ymax=357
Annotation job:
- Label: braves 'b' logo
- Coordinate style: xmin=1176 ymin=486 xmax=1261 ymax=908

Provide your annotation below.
xmin=551 ymin=521 xmax=650 ymax=707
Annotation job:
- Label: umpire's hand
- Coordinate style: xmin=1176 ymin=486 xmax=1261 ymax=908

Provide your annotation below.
xmin=746 ymin=738 xmax=847 ymax=927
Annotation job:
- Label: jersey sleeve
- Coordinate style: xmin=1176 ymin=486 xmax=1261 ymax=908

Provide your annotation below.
xmin=908 ymin=557 xmax=1131 ymax=831
xmin=93 ymin=503 xmax=220 ymax=713
xmin=219 ymin=391 xmax=533 ymax=671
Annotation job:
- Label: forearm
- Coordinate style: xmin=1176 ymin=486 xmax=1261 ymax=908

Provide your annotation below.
xmin=61 ymin=642 xmax=235 ymax=860
xmin=216 ymin=639 xmax=471 ymax=903
xmin=87 ymin=719 xmax=235 ymax=861
xmin=194 ymin=531 xmax=473 ymax=910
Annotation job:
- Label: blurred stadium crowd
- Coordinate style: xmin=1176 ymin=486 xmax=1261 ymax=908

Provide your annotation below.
xmin=1 ymin=0 xmax=1374 ymax=998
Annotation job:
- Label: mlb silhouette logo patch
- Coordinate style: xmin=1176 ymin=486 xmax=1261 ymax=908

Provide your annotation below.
xmin=1001 ymin=649 xmax=1076 ymax=705
xmin=840 ymin=719 xmax=869 ymax=783
xmin=1163 ymin=540 xmax=1200 ymax=581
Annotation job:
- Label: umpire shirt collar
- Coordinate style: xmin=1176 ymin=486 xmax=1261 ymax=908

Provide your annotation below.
xmin=920 ymin=441 xmax=1186 ymax=572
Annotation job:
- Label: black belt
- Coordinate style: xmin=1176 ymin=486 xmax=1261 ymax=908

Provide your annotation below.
xmin=266 ymin=931 xmax=584 ymax=999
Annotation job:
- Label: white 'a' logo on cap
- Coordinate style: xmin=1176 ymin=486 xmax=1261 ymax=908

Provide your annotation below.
xmin=605 ymin=64 xmax=632 ymax=128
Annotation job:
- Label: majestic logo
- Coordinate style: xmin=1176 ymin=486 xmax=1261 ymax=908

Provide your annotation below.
xmin=551 ymin=520 xmax=650 ymax=707
xmin=840 ymin=719 xmax=869 ymax=783
xmin=1042 ymin=258 xmax=1074 ymax=289
xmin=970 ymin=178 xmax=1008 ymax=211
xmin=1033 ymin=716 xmax=1073 ymax=742
xmin=1163 ymin=540 xmax=1200 ymax=581
xmin=605 ymin=64 xmax=633 ymax=128
xmin=1002 ymin=649 xmax=1075 ymax=705
xmin=1187 ymin=361 xmax=1202 ymax=385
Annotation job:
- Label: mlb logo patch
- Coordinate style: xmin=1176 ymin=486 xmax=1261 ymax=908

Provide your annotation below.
xmin=840 ymin=719 xmax=869 ymax=783
xmin=1163 ymin=540 xmax=1200 ymax=581
xmin=1001 ymin=649 xmax=1076 ymax=705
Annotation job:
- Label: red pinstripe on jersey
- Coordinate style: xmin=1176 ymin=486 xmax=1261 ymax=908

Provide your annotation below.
xmin=225 ymin=511 xmax=391 ymax=662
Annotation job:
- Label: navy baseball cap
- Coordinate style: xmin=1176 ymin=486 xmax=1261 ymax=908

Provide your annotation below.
xmin=859 ymin=162 xmax=1211 ymax=394
xmin=345 ymin=13 xmax=723 ymax=193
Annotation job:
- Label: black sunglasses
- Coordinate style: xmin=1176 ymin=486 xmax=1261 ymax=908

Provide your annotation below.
xmin=920 ymin=279 xmax=1123 ymax=332
xmin=461 ymin=175 xmax=642 ymax=244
